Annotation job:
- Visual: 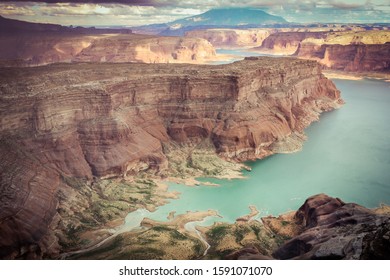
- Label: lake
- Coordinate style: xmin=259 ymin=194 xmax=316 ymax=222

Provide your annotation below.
xmin=123 ymin=74 xmax=390 ymax=229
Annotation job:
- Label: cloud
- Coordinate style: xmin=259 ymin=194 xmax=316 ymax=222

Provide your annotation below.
xmin=320 ymin=0 xmax=370 ymax=9
xmin=0 ymin=0 xmax=161 ymax=5
xmin=0 ymin=0 xmax=388 ymax=26
xmin=0 ymin=4 xmax=36 ymax=16
xmin=0 ymin=2 xmax=206 ymax=26
xmin=0 ymin=0 xmax=385 ymax=10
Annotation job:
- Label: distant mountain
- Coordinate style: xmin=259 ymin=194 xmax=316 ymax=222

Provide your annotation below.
xmin=132 ymin=8 xmax=287 ymax=36
xmin=0 ymin=15 xmax=132 ymax=34
xmin=0 ymin=15 xmax=68 ymax=33
xmin=173 ymin=8 xmax=287 ymax=27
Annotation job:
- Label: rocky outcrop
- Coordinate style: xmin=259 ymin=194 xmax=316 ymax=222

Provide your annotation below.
xmin=273 ymin=194 xmax=390 ymax=259
xmin=295 ymin=30 xmax=390 ymax=72
xmin=184 ymin=28 xmax=350 ymax=50
xmin=0 ymin=140 xmax=59 ymax=259
xmin=255 ymin=32 xmax=327 ymax=55
xmin=0 ymin=33 xmax=216 ymax=67
xmin=185 ymin=29 xmax=274 ymax=48
xmin=249 ymin=30 xmax=390 ymax=72
xmin=74 ymin=35 xmax=216 ymax=64
xmin=296 ymin=42 xmax=390 ymax=72
xmin=0 ymin=58 xmax=341 ymax=258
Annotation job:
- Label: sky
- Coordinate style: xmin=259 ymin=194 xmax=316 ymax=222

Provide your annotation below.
xmin=0 ymin=1 xmax=389 ymax=27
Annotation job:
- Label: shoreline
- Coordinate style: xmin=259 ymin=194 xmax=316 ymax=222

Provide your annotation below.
xmin=323 ymin=70 xmax=390 ymax=82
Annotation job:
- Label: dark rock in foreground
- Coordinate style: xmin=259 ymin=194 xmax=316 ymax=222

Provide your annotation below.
xmin=273 ymin=194 xmax=390 ymax=260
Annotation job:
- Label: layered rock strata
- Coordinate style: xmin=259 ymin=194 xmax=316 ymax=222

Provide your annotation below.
xmin=256 ymin=32 xmax=327 ymax=55
xmin=296 ymin=42 xmax=390 ymax=72
xmin=0 ymin=33 xmax=216 ymax=67
xmin=0 ymin=58 xmax=342 ymax=258
xmin=185 ymin=29 xmax=274 ymax=48
xmin=252 ymin=30 xmax=390 ymax=72
xmin=273 ymin=194 xmax=390 ymax=259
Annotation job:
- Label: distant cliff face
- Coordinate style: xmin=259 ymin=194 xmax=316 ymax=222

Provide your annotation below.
xmin=296 ymin=42 xmax=390 ymax=72
xmin=0 ymin=58 xmax=342 ymax=258
xmin=185 ymin=29 xmax=274 ymax=48
xmin=0 ymin=33 xmax=216 ymax=66
xmin=252 ymin=30 xmax=390 ymax=72
xmin=256 ymin=32 xmax=327 ymax=55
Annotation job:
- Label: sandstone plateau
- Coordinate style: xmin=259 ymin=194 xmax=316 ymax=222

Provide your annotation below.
xmin=256 ymin=32 xmax=327 ymax=55
xmin=257 ymin=30 xmax=390 ymax=72
xmin=184 ymin=26 xmax=390 ymax=73
xmin=185 ymin=29 xmax=275 ymax=48
xmin=0 ymin=57 xmax=342 ymax=258
xmin=184 ymin=26 xmax=355 ymax=49
xmin=0 ymin=16 xmax=216 ymax=66
xmin=0 ymin=33 xmax=216 ymax=66
xmin=296 ymin=31 xmax=390 ymax=72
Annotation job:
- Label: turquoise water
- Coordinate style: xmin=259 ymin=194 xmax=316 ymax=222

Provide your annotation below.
xmin=214 ymin=49 xmax=281 ymax=64
xmin=127 ymin=78 xmax=390 ymax=226
xmin=216 ymin=48 xmax=281 ymax=57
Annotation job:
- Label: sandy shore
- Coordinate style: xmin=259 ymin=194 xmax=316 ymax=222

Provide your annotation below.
xmin=163 ymin=176 xmax=219 ymax=186
xmin=141 ymin=209 xmax=220 ymax=231
xmin=324 ymin=70 xmax=390 ymax=81
xmin=162 ymin=171 xmax=247 ymax=187
xmin=236 ymin=205 xmax=260 ymax=222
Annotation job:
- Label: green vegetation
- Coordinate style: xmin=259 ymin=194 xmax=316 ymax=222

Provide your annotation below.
xmin=207 ymin=224 xmax=230 ymax=240
xmin=170 ymin=230 xmax=188 ymax=240
xmin=152 ymin=226 xmax=172 ymax=232
xmin=234 ymin=225 xmax=251 ymax=243
xmin=113 ymin=248 xmax=165 ymax=260
xmin=61 ymin=175 xmax=86 ymax=190
xmin=205 ymin=221 xmax=285 ymax=259
xmin=193 ymin=241 xmax=204 ymax=256
xmin=163 ymin=142 xmax=243 ymax=178
xmin=281 ymin=220 xmax=290 ymax=226
xmin=72 ymin=236 xmax=124 ymax=259
xmin=73 ymin=226 xmax=203 ymax=260
xmin=250 ymin=224 xmax=261 ymax=236
xmin=58 ymin=176 xmax=162 ymax=252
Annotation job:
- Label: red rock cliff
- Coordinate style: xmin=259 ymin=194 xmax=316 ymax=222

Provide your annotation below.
xmin=0 ymin=58 xmax=342 ymax=258
xmin=251 ymin=30 xmax=390 ymax=72
xmin=256 ymin=32 xmax=327 ymax=55
xmin=0 ymin=33 xmax=216 ymax=66
xmin=296 ymin=42 xmax=390 ymax=72
xmin=185 ymin=29 xmax=274 ymax=48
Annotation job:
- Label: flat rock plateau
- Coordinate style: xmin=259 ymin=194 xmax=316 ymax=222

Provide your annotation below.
xmin=0 ymin=15 xmax=216 ymax=67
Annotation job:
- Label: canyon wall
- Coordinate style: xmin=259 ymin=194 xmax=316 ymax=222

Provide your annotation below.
xmin=183 ymin=26 xmax=359 ymax=49
xmin=256 ymin=32 xmax=327 ymax=55
xmin=295 ymin=31 xmax=390 ymax=72
xmin=0 ymin=33 xmax=216 ymax=66
xmin=185 ymin=29 xmax=274 ymax=48
xmin=296 ymin=42 xmax=390 ymax=72
xmin=251 ymin=30 xmax=390 ymax=72
xmin=0 ymin=58 xmax=342 ymax=258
